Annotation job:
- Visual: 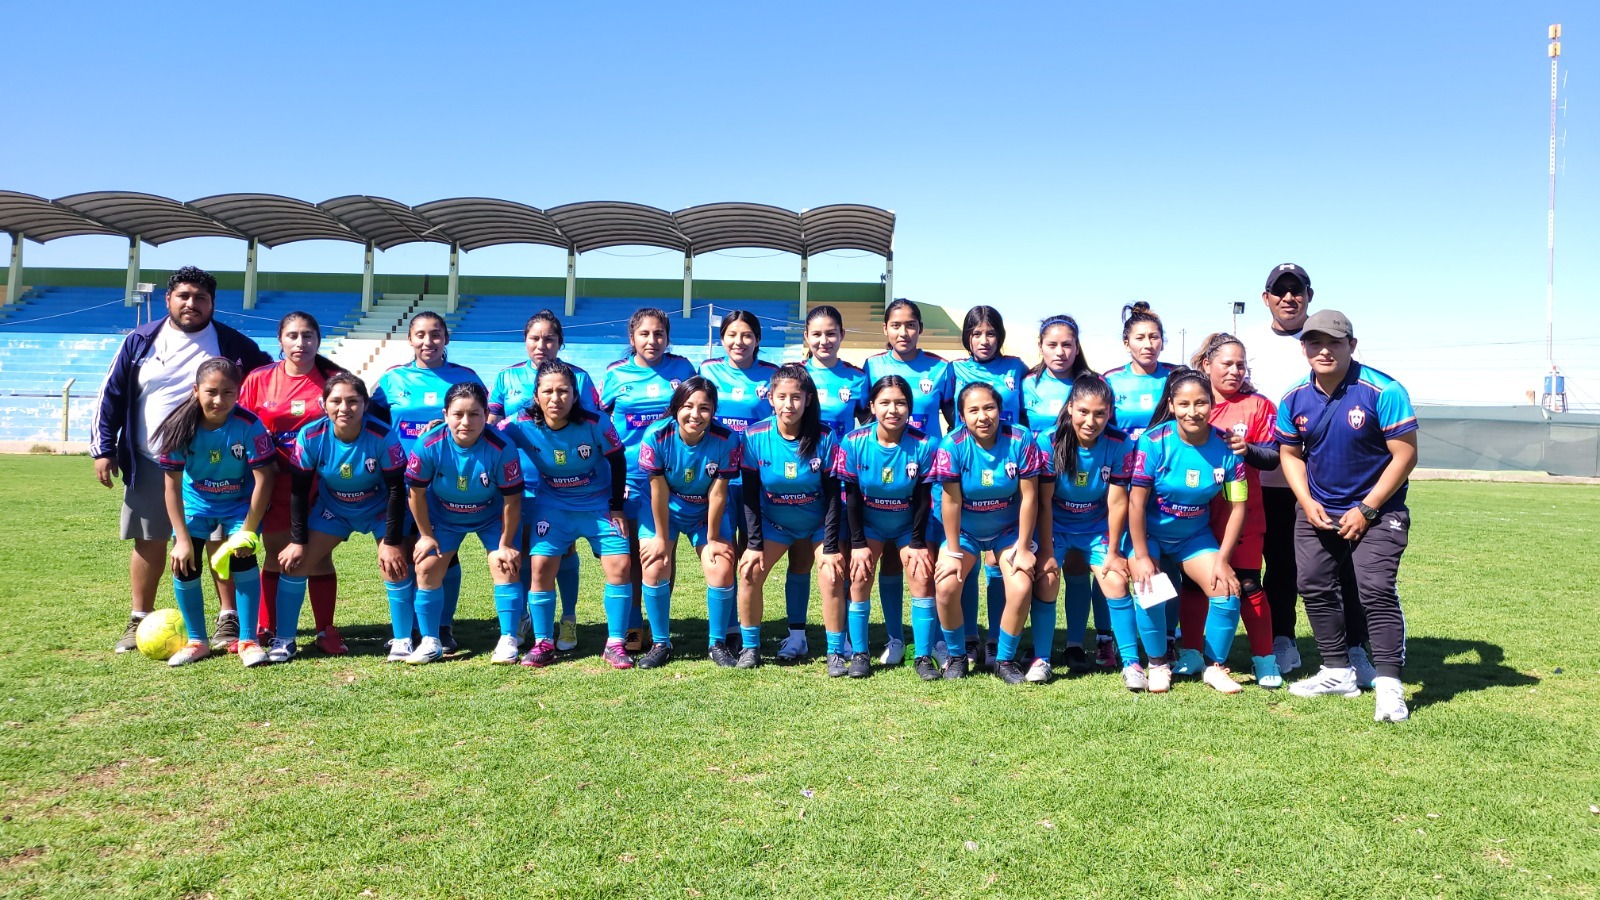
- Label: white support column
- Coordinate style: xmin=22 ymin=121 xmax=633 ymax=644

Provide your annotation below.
xmin=798 ymin=254 xmax=809 ymax=320
xmin=243 ymin=237 xmax=259 ymax=310
xmin=883 ymin=250 xmax=894 ymax=306
xmin=682 ymin=253 xmax=694 ymax=319
xmin=124 ymin=236 xmax=141 ymax=306
xmin=361 ymin=242 xmax=375 ymax=312
xmin=564 ymin=249 xmax=577 ymax=318
xmin=446 ymin=242 xmax=460 ymax=314
xmin=5 ymin=233 xmax=21 ymax=306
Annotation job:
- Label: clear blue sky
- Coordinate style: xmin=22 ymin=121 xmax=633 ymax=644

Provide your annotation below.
xmin=4 ymin=1 xmax=1596 ymax=407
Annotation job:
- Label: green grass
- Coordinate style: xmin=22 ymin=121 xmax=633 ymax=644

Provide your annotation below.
xmin=0 ymin=455 xmax=1596 ymax=898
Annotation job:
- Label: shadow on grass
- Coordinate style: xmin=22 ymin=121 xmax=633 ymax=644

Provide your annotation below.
xmin=1402 ymin=636 xmax=1538 ymax=712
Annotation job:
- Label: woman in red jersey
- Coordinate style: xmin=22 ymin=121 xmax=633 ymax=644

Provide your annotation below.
xmin=238 ymin=311 xmax=346 ymax=653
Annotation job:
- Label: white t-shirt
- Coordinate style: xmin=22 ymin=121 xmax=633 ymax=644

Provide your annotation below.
xmin=1242 ymin=318 xmax=1309 ymax=490
xmin=136 ymin=321 xmax=221 ymax=458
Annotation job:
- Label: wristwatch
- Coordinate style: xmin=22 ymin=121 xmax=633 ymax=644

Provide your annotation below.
xmin=1356 ymin=503 xmax=1380 ymax=523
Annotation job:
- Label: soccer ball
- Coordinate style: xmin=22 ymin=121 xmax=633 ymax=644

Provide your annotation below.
xmin=136 ymin=609 xmax=189 ymax=660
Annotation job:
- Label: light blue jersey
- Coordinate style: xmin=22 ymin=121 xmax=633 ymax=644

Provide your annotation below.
xmin=289 ymin=415 xmax=407 ymax=522
xmin=488 ymin=359 xmax=600 ymax=420
xmin=931 ymin=425 xmax=1046 ymax=543
xmin=1021 ymin=368 xmax=1074 ymax=430
xmin=405 ymin=424 xmax=524 ymax=532
xmin=371 ymin=360 xmax=485 ymax=453
xmin=1103 ymin=361 xmax=1176 ymax=439
xmin=806 ymin=357 xmax=869 ymax=436
xmin=952 ymin=356 xmax=1029 ymax=426
xmin=1128 ymin=421 xmax=1245 ymax=541
xmin=833 ymin=424 xmax=936 ymax=541
xmin=864 ymin=350 xmax=955 ymax=440
xmin=639 ymin=419 xmax=742 ymax=524
xmin=698 ymin=357 xmax=777 ymax=435
xmin=158 ymin=407 xmax=276 ymax=518
xmin=601 ymin=353 xmax=698 ymax=513
xmin=1035 ymin=428 xmax=1133 ymax=536
xmin=742 ymin=419 xmax=839 ymax=539
xmin=496 ymin=408 xmax=624 ymax=514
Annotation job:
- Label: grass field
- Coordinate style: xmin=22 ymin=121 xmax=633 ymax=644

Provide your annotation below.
xmin=0 ymin=455 xmax=1597 ymax=898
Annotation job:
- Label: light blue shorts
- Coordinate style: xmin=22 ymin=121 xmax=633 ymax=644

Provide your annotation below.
xmin=1052 ymin=530 xmax=1134 ymax=569
xmin=1138 ymin=530 xmax=1219 ymax=564
xmin=763 ymin=517 xmax=824 ymax=547
xmin=529 ymin=510 xmax=628 ymax=557
xmin=307 ymin=500 xmax=388 ymax=541
xmin=957 ymin=523 xmax=1021 ymax=557
xmin=434 ymin=520 xmax=507 ymax=556
xmin=638 ymin=508 xmax=717 ymax=549
xmin=184 ymin=512 xmax=247 ymax=541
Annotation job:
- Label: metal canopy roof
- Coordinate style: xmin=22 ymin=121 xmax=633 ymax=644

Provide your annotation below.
xmin=674 ymin=202 xmax=804 ymax=256
xmin=191 ymin=193 xmax=361 ymax=248
xmin=0 ymin=191 xmax=124 ymax=243
xmin=412 ymin=198 xmax=569 ymax=252
xmin=546 ymin=201 xmax=688 ymax=254
xmin=54 ymin=191 xmax=242 ymax=246
xmin=318 ymin=195 xmax=445 ymax=251
xmin=800 ymin=204 xmax=895 ymax=256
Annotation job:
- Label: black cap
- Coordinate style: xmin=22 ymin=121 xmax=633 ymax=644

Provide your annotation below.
xmin=1265 ymin=263 xmax=1311 ymax=293
xmin=1300 ymin=309 xmax=1353 ymax=340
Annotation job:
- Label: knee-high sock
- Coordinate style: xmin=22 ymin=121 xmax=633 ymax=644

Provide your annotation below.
xmin=557 ymin=551 xmax=580 ymax=619
xmin=275 ymin=574 xmax=308 ymax=641
xmin=961 ymin=574 xmax=980 ymax=642
xmin=996 ymin=625 xmax=1023 ymax=662
xmin=741 ymin=624 xmax=762 ymax=651
xmin=1105 ymin=594 xmax=1141 ymax=666
xmin=643 ymin=580 xmax=672 ymax=644
xmin=308 ymin=573 xmax=337 ymax=631
xmin=414 ymin=586 xmax=443 ymax=640
xmin=878 ymin=574 xmax=904 ymax=643
xmin=1240 ymin=588 xmax=1274 ymax=657
xmin=826 ymin=629 xmax=845 ymax=654
xmin=943 ymin=623 xmax=967 ymax=657
xmin=1178 ymin=582 xmax=1208 ymax=651
xmin=527 ymin=589 xmax=556 ymax=641
xmin=1031 ymin=600 xmax=1057 ymax=662
xmin=785 ymin=572 xmax=810 ymax=631
xmin=174 ymin=575 xmax=208 ymax=642
xmin=233 ymin=566 xmax=261 ymax=642
xmin=847 ymin=601 xmax=870 ymax=654
xmin=1204 ymin=594 xmax=1242 ymax=664
xmin=493 ymin=583 xmax=520 ymax=636
xmin=706 ymin=584 xmax=735 ymax=647
xmin=984 ymin=564 xmax=1005 ymax=641
xmin=385 ymin=577 xmax=416 ymax=642
xmin=1090 ymin=578 xmax=1111 ymax=638
xmin=911 ymin=596 xmax=938 ymax=656
xmin=1135 ymin=598 xmax=1169 ymax=660
xmin=442 ymin=562 xmax=461 ymax=629
xmin=259 ymin=570 xmax=279 ymax=635
xmin=603 ymin=582 xmax=632 ymax=642
xmin=1063 ymin=574 xmax=1091 ymax=646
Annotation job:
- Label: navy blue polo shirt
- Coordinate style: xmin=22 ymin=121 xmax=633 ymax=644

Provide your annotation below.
xmin=1275 ymin=361 xmax=1418 ymax=514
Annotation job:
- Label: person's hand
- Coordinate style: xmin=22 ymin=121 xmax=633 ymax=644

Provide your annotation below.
xmin=378 ymin=542 xmax=408 ymax=582
xmin=413 ymin=535 xmax=440 ymax=565
xmin=277 ymin=542 xmax=305 ymax=574
xmin=1301 ymin=499 xmax=1337 ymax=531
xmin=849 ymin=547 xmax=875 ymax=583
xmin=703 ymin=539 xmax=734 ymax=571
xmin=1129 ymin=554 xmax=1157 ymax=595
xmin=819 ymin=552 xmax=845 ymax=586
xmin=739 ymin=549 xmax=767 ymax=584
xmin=1007 ymin=542 xmax=1037 ymax=579
xmin=641 ymin=535 xmax=669 ymax=570
xmin=1337 ymin=507 xmax=1371 ymax=541
xmin=609 ymin=510 xmax=629 ymax=540
xmin=935 ymin=547 xmax=964 ymax=586
xmin=170 ymin=539 xmax=195 ymax=578
xmin=1211 ymin=557 xmax=1239 ymax=596
xmin=94 ymin=457 xmax=118 ymax=488
xmin=1225 ymin=431 xmax=1249 ymax=455
xmin=1103 ymin=550 xmax=1131 ymax=581
xmin=490 ymin=545 xmax=521 ymax=579
xmin=901 ymin=545 xmax=934 ymax=584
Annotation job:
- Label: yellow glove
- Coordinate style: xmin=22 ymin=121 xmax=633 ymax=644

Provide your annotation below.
xmin=209 ymin=530 xmax=261 ymax=579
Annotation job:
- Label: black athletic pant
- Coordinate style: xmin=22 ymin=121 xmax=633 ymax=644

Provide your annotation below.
xmin=1264 ymin=486 xmax=1369 ymax=647
xmin=1294 ymin=507 xmax=1409 ymax=679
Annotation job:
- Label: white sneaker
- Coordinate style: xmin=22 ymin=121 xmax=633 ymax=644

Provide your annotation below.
xmin=405 ymin=636 xmax=443 ymax=665
xmin=1347 ymin=646 xmax=1378 ymax=690
xmin=878 ymin=637 xmax=906 ymax=666
xmin=776 ymin=631 xmax=808 ymax=662
xmin=490 ymin=634 xmax=521 ymax=665
xmin=1202 ymin=664 xmax=1243 ymax=694
xmin=1373 ymin=675 xmax=1409 ymax=722
xmin=266 ymin=638 xmax=297 ymax=663
xmin=386 ymin=638 xmax=413 ymax=662
xmin=168 ymin=641 xmax=211 ymax=668
xmin=931 ymin=639 xmax=950 ymax=667
xmin=1273 ymin=635 xmax=1301 ymax=674
xmin=1025 ymin=658 xmax=1053 ymax=683
xmin=1147 ymin=663 xmax=1172 ymax=694
xmin=1288 ymin=666 xmax=1361 ymax=698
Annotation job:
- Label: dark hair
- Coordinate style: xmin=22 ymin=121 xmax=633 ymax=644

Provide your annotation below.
xmin=960 ymin=305 xmax=1006 ymax=358
xmin=443 ymin=381 xmax=488 ymax=416
xmin=882 ymin=298 xmax=922 ymax=350
xmin=1051 ymin=373 xmax=1116 ymax=480
xmin=167 ymin=266 xmax=217 ymax=298
xmin=523 ymin=309 xmax=565 ymax=348
xmin=956 ymin=381 xmax=1003 ymax=422
xmin=1191 ymin=332 xmax=1256 ymax=396
xmin=409 ymin=311 xmax=449 ymax=340
xmin=803 ymin=305 xmax=844 ymax=361
xmin=628 ymin=307 xmax=670 ymax=358
xmin=769 ymin=363 xmax=823 ymax=458
xmin=868 ymin=374 xmax=912 ymax=405
xmin=279 ymin=311 xmax=344 ymax=379
xmin=719 ymin=309 xmax=762 ymax=345
xmin=321 ymin=371 xmax=370 ymax=406
xmin=152 ymin=357 xmax=243 ymax=457
xmin=1026 ymin=314 xmax=1093 ymax=379
xmin=667 ymin=375 xmax=719 ymax=422
xmin=1121 ymin=301 xmax=1164 ymax=342
xmin=1145 ymin=366 xmax=1213 ymax=431
xmin=525 ymin=360 xmax=578 ymax=426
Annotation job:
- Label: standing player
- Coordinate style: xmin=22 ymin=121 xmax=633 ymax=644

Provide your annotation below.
xmin=238 ymin=311 xmax=343 ymax=652
xmin=836 ymin=375 xmax=938 ymax=678
xmin=371 ymin=311 xmax=484 ymax=654
xmin=1278 ymin=311 xmax=1418 ymax=722
xmin=736 ymin=365 xmax=845 ymax=671
xmin=1103 ymin=302 xmax=1176 ymax=440
xmin=637 ymin=376 xmax=742 ymax=667
xmin=803 ymin=305 xmax=868 ymax=436
xmin=488 ymin=310 xmax=601 ymax=652
xmin=498 ymin=362 xmax=633 ymax=669
xmin=601 ymin=309 xmax=698 ymax=653
xmin=698 ymin=309 xmax=778 ymax=549
xmin=274 ymin=373 xmax=411 ymax=662
xmin=153 ymin=358 xmax=276 ymax=668
xmin=1125 ymin=368 xmax=1248 ymax=695
xmin=930 ymin=382 xmax=1046 ymax=683
xmin=404 ymin=383 xmax=523 ymax=665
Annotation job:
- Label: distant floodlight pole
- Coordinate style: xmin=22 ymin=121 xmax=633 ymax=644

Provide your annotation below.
xmin=243 ymin=237 xmax=259 ymax=310
xmin=446 ymin=242 xmax=460 ymax=314
xmin=564 ymin=248 xmax=577 ymax=317
xmin=123 ymin=236 xmax=141 ymax=307
xmin=682 ymin=252 xmax=694 ymax=319
xmin=361 ymin=242 xmax=375 ymax=312
xmin=5 ymin=232 xmax=22 ymax=306
xmin=883 ymin=242 xmax=895 ymax=307
xmin=1546 ymin=24 xmax=1562 ymax=370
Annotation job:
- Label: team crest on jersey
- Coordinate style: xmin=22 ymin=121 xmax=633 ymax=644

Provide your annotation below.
xmin=882 ymin=465 xmax=895 ymax=484
xmin=209 ymin=449 xmax=222 ymax=464
xmin=756 ymin=383 xmax=769 ymax=400
xmin=340 ymin=462 xmax=353 ymax=479
xmin=1075 ymin=471 xmax=1090 ymax=487
xmin=424 ymin=391 xmax=439 ymax=406
xmin=905 ymin=461 xmax=919 ymax=479
xmin=646 ymin=384 xmax=660 ymax=398
xmin=290 ymin=400 xmax=306 ymax=416
xmin=839 ymin=387 xmax=851 ymax=402
xmin=1348 ymin=407 xmax=1367 ymax=429
xmin=1004 ymin=373 xmax=1016 ymax=391
xmin=1140 ymin=394 xmax=1153 ymax=410
xmin=1185 ymin=469 xmax=1200 ymax=488
xmin=919 ymin=378 xmax=933 ymax=395
xmin=1004 ymin=461 xmax=1018 ymax=480
xmin=706 ymin=460 xmax=721 ymax=477
xmin=457 ymin=475 xmax=469 ymax=491
xmin=230 ymin=442 xmax=245 ymax=460
xmin=577 ymin=444 xmax=592 ymax=459
xmin=670 ymin=379 xmax=682 ymax=389
xmin=536 ymin=521 xmax=550 ymax=536
xmin=784 ymin=461 xmax=798 ymax=479
xmin=732 ymin=385 xmax=745 ymax=400
xmin=1100 ymin=465 xmax=1112 ymax=482
xmin=479 ymin=472 xmax=490 ymax=487
xmin=365 ymin=458 xmax=377 ymax=473
xmin=1214 ymin=467 xmax=1225 ymax=483
xmin=554 ymin=449 xmax=567 ymax=466
xmin=1232 ymin=422 xmax=1248 ymax=438
xmin=981 ymin=470 xmax=994 ymax=487
xmin=809 ymin=458 xmax=822 ymax=472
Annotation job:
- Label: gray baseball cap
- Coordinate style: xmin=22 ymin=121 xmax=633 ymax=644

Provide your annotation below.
xmin=1300 ymin=309 xmax=1353 ymax=340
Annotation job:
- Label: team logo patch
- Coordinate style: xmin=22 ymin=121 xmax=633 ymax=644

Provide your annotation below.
xmin=209 ymin=449 xmax=222 ymax=464
xmin=577 ymin=444 xmax=593 ymax=459
xmin=254 ymin=433 xmax=273 ymax=457
xmin=784 ymin=461 xmax=798 ymax=479
xmin=1214 ymin=467 xmax=1225 ymax=484
xmin=906 ymin=461 xmax=919 ymax=479
xmin=1004 ymin=373 xmax=1016 ymax=391
xmin=365 ymin=458 xmax=378 ymax=473
xmin=670 ymin=379 xmax=682 ymax=389
xmin=1139 ymin=394 xmax=1153 ymax=410
xmin=231 ymin=442 xmax=246 ymax=461
xmin=1185 ymin=469 xmax=1200 ymax=488
xmin=536 ymin=521 xmax=550 ymax=537
xmin=646 ymin=384 xmax=660 ymax=398
xmin=554 ymin=449 xmax=567 ymax=466
xmin=809 ymin=458 xmax=822 ymax=472
xmin=732 ymin=386 xmax=745 ymax=400
xmin=457 ymin=475 xmax=469 ymax=491
xmin=1232 ymin=423 xmax=1248 ymax=438
xmin=503 ymin=462 xmax=519 ymax=482
xmin=321 ymin=509 xmax=335 ymax=520
xmin=839 ymin=387 xmax=851 ymax=402
xmin=1099 ymin=465 xmax=1112 ymax=482
xmin=1348 ymin=407 xmax=1367 ymax=429
xmin=387 ymin=445 xmax=404 ymax=467
xmin=424 ymin=391 xmax=439 ymax=406
xmin=704 ymin=461 xmax=719 ymax=477
xmin=1074 ymin=471 xmax=1090 ymax=487
xmin=1004 ymin=461 xmax=1018 ymax=480
xmin=290 ymin=400 xmax=306 ymax=416
xmin=981 ymin=470 xmax=994 ymax=487
xmin=919 ymin=378 xmax=933 ymax=395
xmin=756 ymin=384 xmax=769 ymax=400
xmin=882 ymin=465 xmax=895 ymax=484
xmin=340 ymin=463 xmax=353 ymax=479
xmin=479 ymin=472 xmax=490 ymax=487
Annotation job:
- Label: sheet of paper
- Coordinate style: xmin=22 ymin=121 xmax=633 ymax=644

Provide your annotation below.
xmin=1134 ymin=572 xmax=1178 ymax=610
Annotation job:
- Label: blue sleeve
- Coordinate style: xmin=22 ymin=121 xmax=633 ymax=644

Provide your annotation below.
xmin=91 ymin=334 xmax=137 ymax=460
xmin=488 ymin=369 xmax=509 ymax=418
xmin=1377 ymin=382 xmax=1418 ymax=438
xmin=1274 ymin=395 xmax=1301 ymax=447
xmin=405 ymin=437 xmax=435 ymax=487
xmin=370 ymin=374 xmax=393 ymax=424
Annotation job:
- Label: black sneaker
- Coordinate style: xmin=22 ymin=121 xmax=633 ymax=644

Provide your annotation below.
xmin=847 ymin=652 xmax=872 ymax=679
xmin=439 ymin=626 xmax=459 ymax=654
xmin=114 ymin=615 xmax=141 ymax=653
xmin=709 ymin=643 xmax=739 ymax=667
xmin=943 ymin=655 xmax=969 ymax=680
xmin=210 ymin=614 xmax=240 ymax=652
xmin=736 ymin=647 xmax=762 ymax=669
xmin=914 ymin=656 xmax=942 ymax=681
xmin=1063 ymin=645 xmax=1092 ymax=675
xmin=636 ymin=642 xmax=672 ymax=669
xmin=985 ymin=642 xmax=999 ymax=672
xmin=965 ymin=640 xmax=984 ymax=670
xmin=995 ymin=659 xmax=1026 ymax=685
xmin=826 ymin=652 xmax=848 ymax=677
xmin=1166 ymin=637 xmax=1179 ymax=662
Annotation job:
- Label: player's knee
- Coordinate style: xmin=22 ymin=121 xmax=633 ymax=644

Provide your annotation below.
xmin=232 ymin=554 xmax=258 ymax=573
xmin=1238 ymin=569 xmax=1263 ymax=596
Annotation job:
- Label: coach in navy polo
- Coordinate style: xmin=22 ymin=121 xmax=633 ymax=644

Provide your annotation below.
xmin=1274 ymin=310 xmax=1418 ymax=722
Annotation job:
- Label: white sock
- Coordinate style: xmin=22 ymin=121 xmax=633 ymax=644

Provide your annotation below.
xmin=131 ymin=610 xmax=149 ymax=619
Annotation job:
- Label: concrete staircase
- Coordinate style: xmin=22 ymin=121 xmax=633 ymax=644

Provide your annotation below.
xmin=329 ymin=293 xmax=454 ymax=385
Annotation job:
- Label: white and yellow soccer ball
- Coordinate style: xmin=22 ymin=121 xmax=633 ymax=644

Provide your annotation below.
xmin=136 ymin=609 xmax=189 ymax=661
